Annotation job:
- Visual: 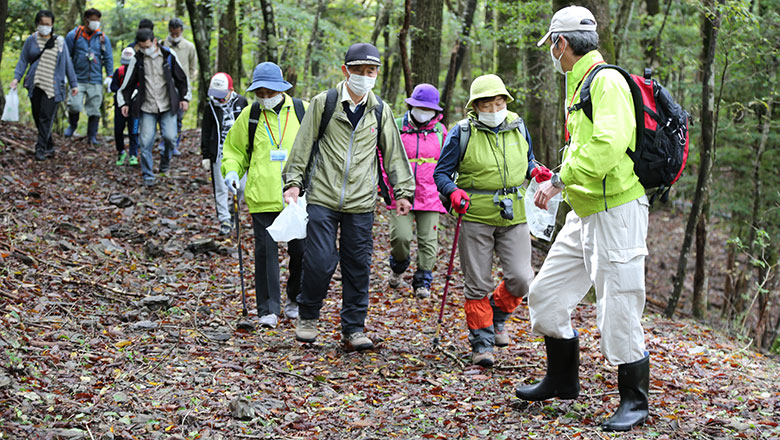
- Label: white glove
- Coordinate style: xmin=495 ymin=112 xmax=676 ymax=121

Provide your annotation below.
xmin=202 ymin=158 xmax=211 ymax=172
xmin=104 ymin=77 xmax=113 ymax=89
xmin=224 ymin=171 xmax=239 ymax=195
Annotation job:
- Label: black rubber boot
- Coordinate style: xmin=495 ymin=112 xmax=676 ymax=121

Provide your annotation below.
xmin=87 ymin=116 xmax=100 ymax=145
xmin=602 ymin=354 xmax=649 ymax=431
xmin=64 ymin=112 xmax=79 ymax=137
xmin=515 ymin=333 xmax=580 ymax=401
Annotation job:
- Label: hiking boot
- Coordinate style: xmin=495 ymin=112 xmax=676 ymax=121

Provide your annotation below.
xmin=388 ymin=271 xmax=402 ymax=288
xmin=344 ymin=332 xmax=373 ymax=351
xmin=218 ymin=222 xmax=232 ymax=236
xmin=284 ymin=302 xmax=299 ymax=320
xmin=495 ymin=328 xmax=511 ymax=347
xmin=87 ymin=116 xmax=100 ymax=146
xmin=116 ymin=151 xmax=127 ymax=166
xmin=257 ymin=314 xmax=278 ymax=329
xmin=602 ymin=354 xmax=650 ymax=431
xmin=295 ymin=318 xmax=318 ymax=343
xmin=473 ymin=351 xmax=495 ymax=368
xmin=44 ymin=146 xmax=55 ymax=158
xmin=128 ymin=155 xmax=139 ymax=166
xmin=34 ymin=148 xmax=46 ymax=161
xmin=414 ymin=286 xmax=431 ymax=299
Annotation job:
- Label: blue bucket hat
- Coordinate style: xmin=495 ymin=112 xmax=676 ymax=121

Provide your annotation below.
xmin=247 ymin=62 xmax=292 ymax=92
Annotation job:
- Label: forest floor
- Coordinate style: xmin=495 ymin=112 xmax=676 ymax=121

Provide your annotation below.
xmin=0 ymin=121 xmax=778 ymax=440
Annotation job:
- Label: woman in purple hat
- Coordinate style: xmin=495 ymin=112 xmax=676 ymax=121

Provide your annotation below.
xmin=384 ymin=83 xmax=448 ymax=299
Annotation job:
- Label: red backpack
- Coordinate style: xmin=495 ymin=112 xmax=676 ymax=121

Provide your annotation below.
xmin=569 ymin=65 xmax=691 ymax=204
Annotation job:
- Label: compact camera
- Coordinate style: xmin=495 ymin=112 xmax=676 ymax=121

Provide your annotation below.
xmin=498 ymin=197 xmax=514 ymax=220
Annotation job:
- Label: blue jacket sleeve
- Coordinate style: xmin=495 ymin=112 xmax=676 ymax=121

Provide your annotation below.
xmin=433 ymin=124 xmax=461 ymax=197
xmin=65 ymin=29 xmax=75 ymax=59
xmin=102 ymin=35 xmax=114 ymax=76
xmin=13 ymin=37 xmax=32 ymax=81
xmin=63 ymin=42 xmax=77 ymax=88
xmin=525 ymin=129 xmax=536 ymax=180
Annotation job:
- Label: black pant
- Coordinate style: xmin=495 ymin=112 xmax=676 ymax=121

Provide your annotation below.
xmin=251 ymin=212 xmax=304 ymax=317
xmin=114 ymin=104 xmax=139 ymax=155
xmin=298 ymin=204 xmax=374 ymax=335
xmin=30 ymin=87 xmax=57 ymax=154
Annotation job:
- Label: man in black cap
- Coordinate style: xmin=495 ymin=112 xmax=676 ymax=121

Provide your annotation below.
xmin=283 ymin=43 xmax=415 ymax=351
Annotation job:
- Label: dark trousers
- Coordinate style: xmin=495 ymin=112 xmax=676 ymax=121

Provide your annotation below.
xmin=30 ymin=87 xmax=57 ymax=154
xmin=298 ymin=204 xmax=374 ymax=335
xmin=251 ymin=212 xmax=304 ymax=317
xmin=114 ymin=104 xmax=139 ymax=156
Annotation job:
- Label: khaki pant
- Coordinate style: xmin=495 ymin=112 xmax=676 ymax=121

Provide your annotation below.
xmin=389 ymin=210 xmax=439 ymax=272
xmin=67 ymin=82 xmax=103 ymax=117
xmin=528 ymin=196 xmax=649 ymax=365
xmin=458 ymin=221 xmax=534 ymax=301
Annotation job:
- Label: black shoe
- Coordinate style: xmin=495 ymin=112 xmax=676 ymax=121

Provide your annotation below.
xmin=602 ymin=354 xmax=650 ymax=431
xmin=44 ymin=147 xmax=55 ymax=158
xmin=515 ymin=333 xmax=580 ymax=401
xmin=87 ymin=116 xmax=100 ymax=145
xmin=34 ymin=149 xmax=46 ymax=161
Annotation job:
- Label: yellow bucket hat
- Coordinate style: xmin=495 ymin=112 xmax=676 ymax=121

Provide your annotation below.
xmin=465 ymin=74 xmax=514 ymax=110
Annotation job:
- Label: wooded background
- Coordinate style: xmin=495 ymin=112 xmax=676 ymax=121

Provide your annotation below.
xmin=0 ymin=0 xmax=778 ymax=353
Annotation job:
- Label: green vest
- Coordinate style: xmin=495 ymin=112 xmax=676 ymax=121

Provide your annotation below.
xmin=456 ymin=111 xmax=529 ymax=226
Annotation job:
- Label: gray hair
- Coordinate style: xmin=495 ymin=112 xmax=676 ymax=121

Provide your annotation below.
xmin=551 ymin=29 xmax=599 ymax=56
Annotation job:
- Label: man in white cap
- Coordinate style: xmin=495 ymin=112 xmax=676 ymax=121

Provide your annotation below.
xmin=200 ymin=72 xmax=247 ymax=235
xmin=221 ymin=62 xmax=307 ymax=329
xmin=515 ymin=5 xmax=650 ymax=432
xmin=282 ymin=43 xmax=415 ymax=352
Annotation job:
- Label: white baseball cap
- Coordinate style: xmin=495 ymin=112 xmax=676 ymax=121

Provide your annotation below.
xmin=120 ymin=47 xmax=135 ymax=65
xmin=537 ymin=6 xmax=598 ymax=47
xmin=208 ymin=72 xmax=233 ymax=99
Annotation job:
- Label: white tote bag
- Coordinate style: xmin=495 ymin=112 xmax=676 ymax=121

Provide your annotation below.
xmin=2 ymin=89 xmax=19 ymax=122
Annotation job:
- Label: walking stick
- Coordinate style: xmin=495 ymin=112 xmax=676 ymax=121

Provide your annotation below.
xmin=232 ymin=187 xmax=248 ymax=318
xmin=433 ymin=200 xmax=466 ymax=348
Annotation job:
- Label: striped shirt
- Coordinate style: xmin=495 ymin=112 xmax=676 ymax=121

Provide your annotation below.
xmin=33 ymin=33 xmax=60 ymax=99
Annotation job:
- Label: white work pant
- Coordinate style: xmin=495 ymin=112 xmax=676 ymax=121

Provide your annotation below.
xmin=528 ymin=196 xmax=649 ymax=365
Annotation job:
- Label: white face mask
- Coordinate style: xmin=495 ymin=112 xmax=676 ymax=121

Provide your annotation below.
xmin=550 ymin=39 xmax=566 ymax=75
xmin=259 ymin=94 xmax=284 ymax=110
xmin=37 ymin=25 xmax=52 ymax=36
xmin=88 ymin=21 xmax=100 ymax=31
xmin=346 ymin=73 xmax=376 ymax=97
xmin=142 ymin=46 xmax=156 ymax=57
xmin=410 ymin=108 xmax=436 ymax=124
xmin=170 ymin=35 xmax=182 ymax=43
xmin=477 ymin=108 xmax=508 ymax=127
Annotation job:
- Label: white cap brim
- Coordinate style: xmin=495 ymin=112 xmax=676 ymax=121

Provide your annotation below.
xmin=537 ymin=30 xmax=553 ymax=47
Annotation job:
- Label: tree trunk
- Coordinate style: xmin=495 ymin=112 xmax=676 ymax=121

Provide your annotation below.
xmin=185 ymin=0 xmax=214 ymax=126
xmin=398 ymin=0 xmax=413 ymax=97
xmin=496 ymin=1 xmax=519 ymax=115
xmin=0 ymin=0 xmax=8 ymax=111
xmin=217 ymin=0 xmax=238 ymax=78
xmin=579 ymin=0 xmax=614 ymax=63
xmin=175 ymin=0 xmax=187 ymax=18
xmin=647 ymin=0 xmax=673 ymax=69
xmin=236 ymin=0 xmax=245 ymax=90
xmin=303 ymin=0 xmax=327 ymax=97
xmin=260 ymin=0 xmax=278 ymax=64
xmin=613 ymin=0 xmax=636 ymax=64
xmin=66 ymin=0 xmax=86 ymax=32
xmin=665 ymin=0 xmax=720 ymax=318
xmin=410 ymin=0 xmax=443 ymax=88
xmin=692 ymin=198 xmax=709 ymax=318
xmin=440 ymin=0 xmax=478 ymax=125
xmin=371 ymin=0 xmax=392 ymax=47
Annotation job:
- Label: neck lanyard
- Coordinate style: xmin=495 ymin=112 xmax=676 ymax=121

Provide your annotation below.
xmin=263 ymin=107 xmax=290 ymax=149
xmin=564 ymin=60 xmax=605 ymax=143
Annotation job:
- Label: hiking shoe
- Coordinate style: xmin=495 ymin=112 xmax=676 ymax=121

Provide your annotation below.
xmin=295 ymin=318 xmax=318 ymax=343
xmin=44 ymin=147 xmax=55 ymax=158
xmin=218 ymin=222 xmax=232 ymax=236
xmin=388 ymin=271 xmax=402 ymax=288
xmin=284 ymin=302 xmax=299 ymax=320
xmin=414 ymin=286 xmax=431 ymax=299
xmin=128 ymin=155 xmax=139 ymax=166
xmin=172 ymin=147 xmax=182 ymax=156
xmin=64 ymin=126 xmax=76 ymax=137
xmin=34 ymin=149 xmax=46 ymax=161
xmin=345 ymin=332 xmax=374 ymax=351
xmin=495 ymin=329 xmax=511 ymax=347
xmin=116 ymin=151 xmax=127 ymax=166
xmin=143 ymin=179 xmax=157 ymax=188
xmin=258 ymin=314 xmax=278 ymax=329
xmin=473 ymin=351 xmax=495 ymax=368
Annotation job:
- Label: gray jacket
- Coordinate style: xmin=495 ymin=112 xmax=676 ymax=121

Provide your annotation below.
xmin=14 ymin=33 xmax=77 ymax=103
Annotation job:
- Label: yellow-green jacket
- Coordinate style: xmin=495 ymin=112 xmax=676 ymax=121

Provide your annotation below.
xmin=221 ymin=93 xmax=307 ymax=213
xmin=283 ymin=81 xmax=415 ymax=213
xmin=559 ymin=50 xmax=645 ymax=217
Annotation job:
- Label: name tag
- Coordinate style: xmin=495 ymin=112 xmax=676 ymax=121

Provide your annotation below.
xmin=270 ymin=149 xmax=288 ymax=161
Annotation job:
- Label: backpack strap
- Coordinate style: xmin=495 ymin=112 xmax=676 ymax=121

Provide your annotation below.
xmin=374 ymin=97 xmax=392 ymax=205
xmin=434 ymin=122 xmax=444 ymax=148
xmin=302 ymin=88 xmax=339 ymax=190
xmin=457 ymin=119 xmax=471 ymax=162
xmin=247 ymin=102 xmax=262 ymax=162
xmin=292 ymin=97 xmax=305 ymax=124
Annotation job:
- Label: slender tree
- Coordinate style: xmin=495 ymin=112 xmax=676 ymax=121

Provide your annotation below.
xmin=217 ymin=0 xmax=238 ymax=78
xmin=666 ymin=0 xmax=721 ymax=318
xmin=579 ymin=0 xmax=614 ymax=63
xmin=185 ymin=0 xmax=214 ymax=124
xmin=440 ymin=0 xmax=477 ymax=124
xmin=260 ymin=0 xmax=278 ymax=64
xmin=398 ymin=0 xmax=413 ymax=97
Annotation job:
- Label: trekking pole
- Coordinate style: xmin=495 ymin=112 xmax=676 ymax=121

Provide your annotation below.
xmin=232 ymin=187 xmax=248 ymax=318
xmin=433 ymin=199 xmax=466 ymax=348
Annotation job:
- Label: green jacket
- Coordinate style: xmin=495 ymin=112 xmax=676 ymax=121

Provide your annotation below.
xmin=221 ymin=94 xmax=308 ymax=213
xmin=283 ymin=81 xmax=415 ymax=213
xmin=559 ymin=50 xmax=645 ymax=217
xmin=457 ymin=111 xmax=530 ymax=226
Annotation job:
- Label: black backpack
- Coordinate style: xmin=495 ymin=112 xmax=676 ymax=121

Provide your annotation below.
xmin=247 ymin=97 xmax=306 ymax=161
xmin=569 ymin=64 xmax=691 ymax=204
xmin=302 ymin=88 xmax=391 ymax=205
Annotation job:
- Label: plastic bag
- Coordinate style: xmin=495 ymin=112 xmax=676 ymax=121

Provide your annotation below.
xmin=266 ymin=196 xmax=308 ymax=242
xmin=524 ymin=179 xmax=563 ymax=241
xmin=2 ymin=89 xmax=19 ymax=122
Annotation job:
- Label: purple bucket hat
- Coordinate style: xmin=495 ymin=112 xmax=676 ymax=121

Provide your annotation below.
xmin=404 ymin=84 xmax=443 ymax=111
